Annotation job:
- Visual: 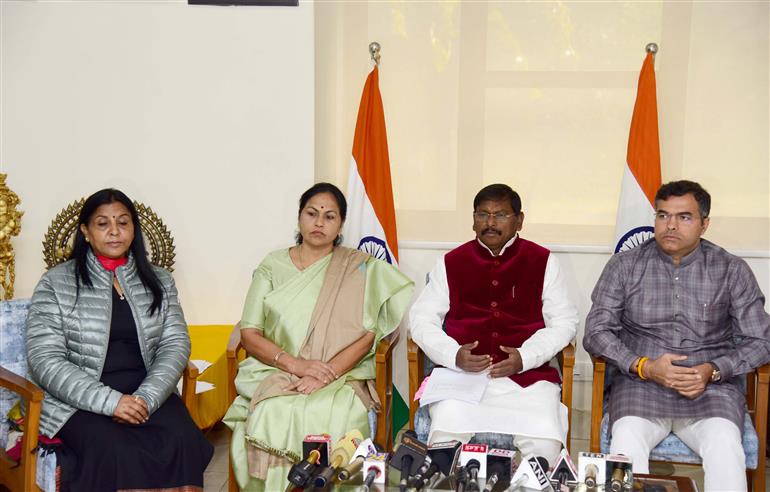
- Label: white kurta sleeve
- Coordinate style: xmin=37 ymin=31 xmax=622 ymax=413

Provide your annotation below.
xmin=518 ymin=254 xmax=578 ymax=372
xmin=408 ymin=257 xmax=462 ymax=371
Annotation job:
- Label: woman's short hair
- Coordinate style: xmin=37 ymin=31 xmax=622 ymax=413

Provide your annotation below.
xmin=295 ymin=182 xmax=347 ymax=247
xmin=70 ymin=188 xmax=164 ymax=315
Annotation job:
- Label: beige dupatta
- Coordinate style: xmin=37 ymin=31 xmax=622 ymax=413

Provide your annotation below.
xmin=247 ymin=246 xmax=378 ymax=476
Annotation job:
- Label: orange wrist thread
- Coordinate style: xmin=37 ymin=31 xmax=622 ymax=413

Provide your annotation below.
xmin=637 ymin=356 xmax=649 ymax=380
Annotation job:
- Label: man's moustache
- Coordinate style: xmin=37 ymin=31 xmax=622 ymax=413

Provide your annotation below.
xmin=482 ymin=229 xmax=501 ymax=235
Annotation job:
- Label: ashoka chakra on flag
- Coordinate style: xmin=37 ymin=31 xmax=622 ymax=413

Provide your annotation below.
xmin=615 ymin=226 xmax=654 ymax=253
xmin=357 ymin=236 xmax=393 ymax=264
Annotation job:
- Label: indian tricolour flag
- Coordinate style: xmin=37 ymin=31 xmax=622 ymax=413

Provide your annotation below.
xmin=344 ymin=65 xmax=408 ymax=438
xmin=614 ymin=49 xmax=662 ymax=253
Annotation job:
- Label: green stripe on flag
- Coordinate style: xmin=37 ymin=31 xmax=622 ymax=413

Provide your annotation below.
xmin=392 ymin=389 xmax=409 ymax=441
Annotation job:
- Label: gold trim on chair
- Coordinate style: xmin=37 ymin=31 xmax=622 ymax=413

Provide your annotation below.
xmin=42 ymin=199 xmax=175 ymax=271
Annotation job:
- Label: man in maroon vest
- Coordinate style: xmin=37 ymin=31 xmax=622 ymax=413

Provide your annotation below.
xmin=409 ymin=184 xmax=578 ymax=465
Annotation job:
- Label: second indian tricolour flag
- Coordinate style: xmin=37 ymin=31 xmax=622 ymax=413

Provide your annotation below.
xmin=614 ymin=49 xmax=662 ymax=253
xmin=344 ymin=65 xmax=409 ymax=438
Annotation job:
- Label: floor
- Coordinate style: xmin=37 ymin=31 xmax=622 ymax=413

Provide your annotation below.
xmin=203 ymin=410 xmax=770 ymax=491
xmin=202 ymin=423 xmax=231 ymax=492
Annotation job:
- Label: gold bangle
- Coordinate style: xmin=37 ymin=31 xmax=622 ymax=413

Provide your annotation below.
xmin=273 ymin=350 xmax=286 ymax=366
xmin=637 ymin=356 xmax=649 ymax=380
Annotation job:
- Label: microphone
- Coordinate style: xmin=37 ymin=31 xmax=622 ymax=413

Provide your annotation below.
xmin=549 ymin=448 xmax=578 ymax=491
xmin=482 ymin=448 xmax=515 ymax=492
xmin=286 ymin=434 xmax=332 ymax=487
xmin=390 ymin=430 xmax=428 ymax=492
xmin=610 ymin=466 xmax=625 ymax=492
xmin=454 ymin=464 xmax=469 ymax=492
xmin=577 ymin=451 xmax=606 ymax=489
xmin=413 ymin=440 xmax=462 ymax=490
xmin=509 ymin=455 xmax=551 ymax=491
xmin=409 ymin=455 xmax=433 ymax=488
xmin=301 ymin=434 xmax=332 ymax=466
xmin=458 ymin=458 xmax=481 ymax=492
xmin=312 ymin=429 xmax=363 ymax=488
xmin=584 ymin=463 xmax=599 ymax=489
xmin=606 ymin=454 xmax=633 ymax=492
xmin=362 ymin=452 xmax=389 ymax=491
xmin=336 ymin=437 xmax=377 ymax=482
xmin=459 ymin=443 xmax=488 ymax=478
xmin=286 ymin=448 xmax=322 ymax=488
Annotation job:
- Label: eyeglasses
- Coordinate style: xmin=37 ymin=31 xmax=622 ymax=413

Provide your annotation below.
xmin=473 ymin=212 xmax=517 ymax=222
xmin=654 ymin=212 xmax=702 ymax=224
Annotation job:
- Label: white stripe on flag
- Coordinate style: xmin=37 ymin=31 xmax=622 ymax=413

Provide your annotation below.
xmin=344 ymin=158 xmax=397 ymax=265
xmin=614 ymin=164 xmax=655 ymax=253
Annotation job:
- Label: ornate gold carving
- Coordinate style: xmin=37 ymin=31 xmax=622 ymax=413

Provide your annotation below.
xmin=42 ymin=198 xmax=84 ymax=270
xmin=43 ymin=199 xmax=175 ymax=272
xmin=0 ymin=174 xmax=23 ymax=300
xmin=133 ymin=202 xmax=176 ymax=272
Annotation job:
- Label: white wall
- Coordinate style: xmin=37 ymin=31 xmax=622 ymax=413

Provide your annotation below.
xmin=1 ymin=1 xmax=315 ymax=323
xmin=399 ymin=241 xmax=770 ymax=410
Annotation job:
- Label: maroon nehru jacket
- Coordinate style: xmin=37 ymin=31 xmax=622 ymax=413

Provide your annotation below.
xmin=444 ymin=238 xmax=560 ymax=387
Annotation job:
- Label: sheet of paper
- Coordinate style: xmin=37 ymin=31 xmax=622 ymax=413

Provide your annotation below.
xmin=419 ymin=367 xmax=489 ymax=407
xmin=190 ymin=359 xmax=213 ymax=374
xmin=194 ymin=381 xmax=216 ymax=394
xmin=176 ymin=379 xmax=216 ymax=395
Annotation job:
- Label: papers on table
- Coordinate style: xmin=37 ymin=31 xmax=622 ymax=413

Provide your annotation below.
xmin=418 ymin=368 xmax=490 ymax=407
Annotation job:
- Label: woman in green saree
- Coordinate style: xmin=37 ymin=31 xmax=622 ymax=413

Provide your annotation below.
xmin=224 ymin=183 xmax=414 ymax=491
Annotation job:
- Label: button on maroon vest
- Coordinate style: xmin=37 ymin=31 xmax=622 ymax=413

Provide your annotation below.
xmin=444 ymin=238 xmax=560 ymax=387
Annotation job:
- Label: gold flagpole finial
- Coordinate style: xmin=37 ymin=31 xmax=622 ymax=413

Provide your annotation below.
xmin=369 ymin=42 xmax=381 ymax=65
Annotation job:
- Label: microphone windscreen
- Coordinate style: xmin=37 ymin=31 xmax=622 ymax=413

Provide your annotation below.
xmin=510 ymin=454 xmax=550 ymax=491
xmin=549 ymin=448 xmax=578 ymax=485
xmin=459 ymin=443 xmax=488 ymax=478
xmin=427 ymin=440 xmax=462 ymax=476
xmin=331 ymin=429 xmax=364 ymax=466
xmin=390 ymin=432 xmax=427 ymax=476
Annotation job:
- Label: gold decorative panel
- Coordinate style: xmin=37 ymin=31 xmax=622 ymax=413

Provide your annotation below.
xmin=0 ymin=174 xmax=23 ymax=300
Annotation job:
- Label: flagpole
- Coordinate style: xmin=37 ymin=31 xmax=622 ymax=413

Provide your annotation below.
xmin=646 ymin=42 xmax=658 ymax=56
xmin=369 ymin=41 xmax=381 ymax=65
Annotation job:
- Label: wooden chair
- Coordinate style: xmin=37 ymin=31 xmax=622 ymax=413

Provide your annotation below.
xmin=407 ymin=336 xmax=575 ymax=452
xmin=0 ymin=337 xmax=198 ymax=492
xmin=589 ymin=355 xmax=768 ymax=491
xmin=225 ymin=325 xmax=400 ymax=492
xmin=0 ymin=366 xmax=43 ymax=492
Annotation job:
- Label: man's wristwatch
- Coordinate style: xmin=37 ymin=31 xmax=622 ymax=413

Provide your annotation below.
xmin=710 ymin=364 xmax=722 ymax=383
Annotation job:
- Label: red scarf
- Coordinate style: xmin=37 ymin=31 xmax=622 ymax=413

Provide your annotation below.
xmin=96 ymin=254 xmax=128 ymax=272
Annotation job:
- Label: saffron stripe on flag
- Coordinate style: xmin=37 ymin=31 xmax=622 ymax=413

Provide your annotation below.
xmin=344 ymin=65 xmax=409 ymax=442
xmin=614 ymin=50 xmax=662 ymax=254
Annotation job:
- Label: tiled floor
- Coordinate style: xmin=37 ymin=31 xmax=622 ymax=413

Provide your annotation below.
xmin=203 ymin=423 xmax=231 ymax=492
xmin=204 ymin=410 xmax=770 ymax=491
